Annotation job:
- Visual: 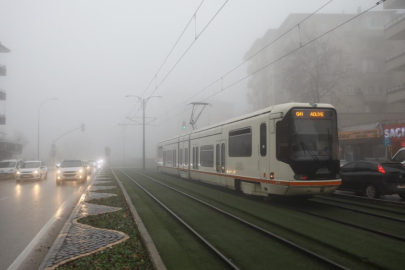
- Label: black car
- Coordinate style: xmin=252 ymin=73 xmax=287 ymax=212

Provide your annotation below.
xmin=339 ymin=161 xmax=405 ymax=199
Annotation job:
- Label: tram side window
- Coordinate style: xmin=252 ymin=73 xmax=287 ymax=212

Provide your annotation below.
xmin=216 ymin=144 xmax=220 ymax=172
xmin=276 ymin=120 xmax=289 ymax=161
xmin=179 ymin=149 xmax=183 ymax=165
xmin=221 ymin=143 xmax=225 ymax=173
xmin=195 ymin=146 xmax=199 ymax=170
xmin=201 ymin=145 xmax=214 ymax=167
xmin=158 ymin=147 xmax=163 ymax=158
xmin=229 ymin=127 xmax=252 ymax=157
xmin=163 ymin=150 xmax=166 ymax=165
xmin=173 ymin=149 xmax=177 ymax=167
xmin=260 ymin=123 xmax=267 ymax=157
xmin=192 ymin=147 xmax=195 ymax=169
xmin=185 ymin=148 xmax=189 ymax=166
xmin=166 ymin=150 xmax=172 ymax=164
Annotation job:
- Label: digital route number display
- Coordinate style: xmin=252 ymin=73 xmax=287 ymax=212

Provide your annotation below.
xmin=292 ymin=109 xmax=334 ymax=118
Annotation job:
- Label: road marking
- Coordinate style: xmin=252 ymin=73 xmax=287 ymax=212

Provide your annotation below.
xmin=6 ymin=192 xmax=76 ymax=270
xmin=0 ymin=196 xmax=9 ymax=202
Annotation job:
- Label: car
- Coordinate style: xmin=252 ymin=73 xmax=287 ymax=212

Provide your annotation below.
xmin=56 ymin=159 xmax=87 ymax=185
xmin=340 ymin=160 xmax=349 ymax=167
xmin=0 ymin=159 xmax=23 ymax=180
xmin=16 ymin=161 xmax=47 ymax=183
xmin=82 ymin=160 xmax=93 ymax=175
xmin=391 ymin=147 xmax=405 ymax=164
xmin=339 ymin=160 xmax=405 ymax=199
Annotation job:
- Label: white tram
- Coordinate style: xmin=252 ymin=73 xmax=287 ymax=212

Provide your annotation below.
xmin=156 ymin=103 xmax=341 ymax=197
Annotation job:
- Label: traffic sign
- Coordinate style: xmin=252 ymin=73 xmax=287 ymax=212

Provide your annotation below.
xmin=384 ymin=137 xmax=391 ymax=146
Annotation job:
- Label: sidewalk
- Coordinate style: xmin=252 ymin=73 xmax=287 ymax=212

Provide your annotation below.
xmin=38 ymin=172 xmax=130 ymax=270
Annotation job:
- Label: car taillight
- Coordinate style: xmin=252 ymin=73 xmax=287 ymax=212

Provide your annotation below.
xmin=377 ymin=164 xmax=386 ymax=174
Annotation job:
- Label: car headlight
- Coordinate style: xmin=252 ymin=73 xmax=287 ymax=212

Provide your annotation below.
xmin=57 ymin=170 xmax=61 ymax=174
xmin=79 ymin=169 xmax=83 ymax=173
xmin=16 ymin=171 xmax=21 ymax=175
xmin=87 ymin=166 xmax=90 ymax=169
xmin=33 ymin=170 xmax=39 ymax=174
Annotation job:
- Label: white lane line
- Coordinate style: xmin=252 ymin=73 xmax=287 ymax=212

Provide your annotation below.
xmin=6 ymin=192 xmax=76 ymax=270
xmin=0 ymin=196 xmax=9 ymax=202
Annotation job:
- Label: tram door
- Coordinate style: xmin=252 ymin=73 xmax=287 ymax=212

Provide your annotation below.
xmin=258 ymin=122 xmax=268 ymax=179
xmin=216 ymin=140 xmax=227 ymax=186
xmin=179 ymin=135 xmax=187 ymax=178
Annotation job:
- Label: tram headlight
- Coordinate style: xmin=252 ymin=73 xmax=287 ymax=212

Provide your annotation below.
xmin=270 ymin=172 xmax=274 ymax=180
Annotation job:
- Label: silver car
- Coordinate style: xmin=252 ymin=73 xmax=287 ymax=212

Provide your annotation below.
xmin=56 ymin=159 xmax=87 ymax=185
xmin=16 ymin=161 xmax=48 ymax=183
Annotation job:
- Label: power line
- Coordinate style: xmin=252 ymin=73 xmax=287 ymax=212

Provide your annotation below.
xmin=151 ymin=0 xmax=334 ymax=122
xmin=145 ymin=0 xmax=230 ymax=98
xmin=154 ymin=0 xmax=386 ymax=127
xmin=140 ymin=0 xmax=206 ymax=98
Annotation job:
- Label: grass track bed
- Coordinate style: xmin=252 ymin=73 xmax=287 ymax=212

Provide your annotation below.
xmin=131 ymin=169 xmax=405 ymax=270
xmin=57 ymin=170 xmax=153 ymax=270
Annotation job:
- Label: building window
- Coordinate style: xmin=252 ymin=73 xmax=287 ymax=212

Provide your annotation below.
xmin=260 ymin=123 xmax=267 ymax=157
xmin=229 ymin=127 xmax=252 ymax=157
xmin=200 ymin=145 xmax=214 ymax=167
xmin=348 ymin=106 xmax=354 ymax=113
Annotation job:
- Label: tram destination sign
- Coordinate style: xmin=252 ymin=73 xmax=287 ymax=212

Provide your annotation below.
xmin=292 ymin=109 xmax=334 ymax=119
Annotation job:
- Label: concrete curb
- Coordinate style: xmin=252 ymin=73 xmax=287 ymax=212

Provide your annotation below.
xmin=111 ymin=168 xmax=167 ymax=270
xmin=37 ymin=171 xmax=99 ymax=270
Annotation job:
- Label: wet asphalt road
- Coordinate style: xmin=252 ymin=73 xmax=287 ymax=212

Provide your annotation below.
xmin=0 ymin=170 xmax=96 ymax=270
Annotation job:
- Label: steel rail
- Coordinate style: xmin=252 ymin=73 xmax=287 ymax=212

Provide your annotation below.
xmin=308 ymin=200 xmax=405 ymax=223
xmin=116 ymin=169 xmax=240 ymax=270
xmin=271 ymin=202 xmax=405 ymax=243
xmin=128 ymin=168 xmax=350 ymax=270
xmin=322 ymin=193 xmax=405 ymax=207
xmin=312 ymin=196 xmax=405 ymax=216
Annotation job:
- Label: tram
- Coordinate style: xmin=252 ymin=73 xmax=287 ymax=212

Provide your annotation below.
xmin=156 ymin=103 xmax=341 ymax=197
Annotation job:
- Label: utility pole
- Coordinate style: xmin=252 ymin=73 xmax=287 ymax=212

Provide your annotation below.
xmin=125 ymin=95 xmax=161 ymax=170
xmin=37 ymin=98 xmax=57 ymax=160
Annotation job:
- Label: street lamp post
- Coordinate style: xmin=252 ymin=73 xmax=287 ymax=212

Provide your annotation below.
xmin=38 ymin=98 xmax=57 ymax=160
xmin=125 ymin=95 xmax=161 ymax=170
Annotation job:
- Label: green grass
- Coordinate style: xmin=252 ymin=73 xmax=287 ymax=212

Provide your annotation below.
xmin=116 ymin=169 xmax=342 ymax=270
xmin=133 ymin=169 xmax=405 ymax=270
xmin=57 ymin=169 xmax=153 ymax=270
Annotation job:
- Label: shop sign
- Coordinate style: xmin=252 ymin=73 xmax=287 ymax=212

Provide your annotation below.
xmin=383 ymin=124 xmax=405 ymax=142
xmin=339 ymin=129 xmax=380 ymax=140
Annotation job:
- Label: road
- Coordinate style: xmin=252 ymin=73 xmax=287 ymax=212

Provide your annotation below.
xmin=0 ymin=170 xmax=96 ymax=270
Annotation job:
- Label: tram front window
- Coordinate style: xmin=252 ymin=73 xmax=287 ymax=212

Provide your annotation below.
xmin=291 ymin=118 xmax=338 ymax=161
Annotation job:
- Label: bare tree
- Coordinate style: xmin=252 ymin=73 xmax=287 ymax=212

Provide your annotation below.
xmin=280 ymin=34 xmax=352 ymax=103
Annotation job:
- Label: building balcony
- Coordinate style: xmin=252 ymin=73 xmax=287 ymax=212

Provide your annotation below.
xmin=386 ymin=47 xmax=405 ymax=71
xmin=0 ymin=64 xmax=6 ymax=76
xmin=385 ymin=12 xmax=405 ymax=40
xmin=387 ymin=84 xmax=405 ymax=103
xmin=0 ymin=89 xmax=6 ymax=100
xmin=0 ymin=43 xmax=11 ymax=53
xmin=384 ymin=0 xmax=405 ymax=9
xmin=0 ymin=115 xmax=5 ymax=125
xmin=0 ymin=140 xmax=23 ymax=154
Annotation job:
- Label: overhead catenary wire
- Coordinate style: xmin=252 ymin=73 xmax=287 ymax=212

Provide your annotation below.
xmin=153 ymin=0 xmax=386 ymax=128
xmin=145 ymin=0 xmax=230 ymax=99
xmin=139 ymin=0 xmax=206 ymax=98
xmin=152 ymin=0 xmax=335 ymax=121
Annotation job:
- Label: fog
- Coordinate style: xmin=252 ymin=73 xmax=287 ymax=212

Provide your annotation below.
xmin=0 ymin=0 xmax=391 ymax=166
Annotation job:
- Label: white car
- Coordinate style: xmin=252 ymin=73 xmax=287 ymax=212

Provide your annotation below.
xmin=56 ymin=159 xmax=87 ymax=185
xmin=16 ymin=161 xmax=48 ymax=183
xmin=0 ymin=159 xmax=23 ymax=180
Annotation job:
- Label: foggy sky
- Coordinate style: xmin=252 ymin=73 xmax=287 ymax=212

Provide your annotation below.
xmin=0 ymin=0 xmax=383 ymax=164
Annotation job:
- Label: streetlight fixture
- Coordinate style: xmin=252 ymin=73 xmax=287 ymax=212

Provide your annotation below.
xmin=125 ymin=95 xmax=161 ymax=170
xmin=38 ymin=98 xmax=57 ymax=160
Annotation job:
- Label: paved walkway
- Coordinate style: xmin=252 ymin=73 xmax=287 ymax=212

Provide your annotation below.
xmin=41 ymin=174 xmax=129 ymax=270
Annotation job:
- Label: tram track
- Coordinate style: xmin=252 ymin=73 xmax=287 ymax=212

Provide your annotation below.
xmin=117 ymin=168 xmax=349 ymax=270
xmin=129 ymin=169 xmax=405 ymax=270
xmin=306 ymin=200 xmax=405 ymax=223
xmin=311 ymin=196 xmax=405 ymax=216
xmin=324 ymin=192 xmax=405 ymax=207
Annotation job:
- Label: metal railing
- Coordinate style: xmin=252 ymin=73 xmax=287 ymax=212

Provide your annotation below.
xmin=387 ymin=83 xmax=405 ymax=94
xmin=385 ymin=12 xmax=405 ymax=30
xmin=386 ymin=47 xmax=405 ymax=62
